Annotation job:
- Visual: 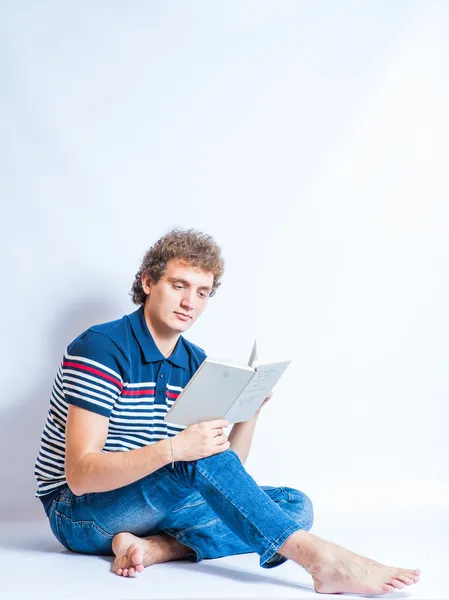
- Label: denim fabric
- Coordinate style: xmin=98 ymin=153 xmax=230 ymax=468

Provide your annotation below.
xmin=47 ymin=449 xmax=314 ymax=568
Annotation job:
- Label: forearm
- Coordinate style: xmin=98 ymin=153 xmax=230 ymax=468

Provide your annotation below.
xmin=228 ymin=412 xmax=259 ymax=465
xmin=67 ymin=438 xmax=172 ymax=496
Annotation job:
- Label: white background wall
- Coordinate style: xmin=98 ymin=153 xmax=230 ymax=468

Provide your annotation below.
xmin=1 ymin=0 xmax=448 ymax=522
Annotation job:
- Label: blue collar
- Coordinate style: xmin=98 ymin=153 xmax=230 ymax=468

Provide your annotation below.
xmin=128 ymin=306 xmax=188 ymax=369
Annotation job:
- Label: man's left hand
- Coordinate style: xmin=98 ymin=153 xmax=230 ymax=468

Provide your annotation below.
xmin=258 ymin=391 xmax=273 ymax=412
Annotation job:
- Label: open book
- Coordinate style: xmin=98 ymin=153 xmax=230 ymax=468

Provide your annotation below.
xmin=164 ymin=340 xmax=291 ymax=427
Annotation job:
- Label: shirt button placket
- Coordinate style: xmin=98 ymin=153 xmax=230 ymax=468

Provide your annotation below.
xmin=156 ymin=363 xmax=166 ymax=405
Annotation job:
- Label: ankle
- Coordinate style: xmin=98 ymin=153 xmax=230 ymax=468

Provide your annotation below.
xmin=147 ymin=534 xmax=191 ymax=562
xmin=278 ymin=530 xmax=320 ymax=572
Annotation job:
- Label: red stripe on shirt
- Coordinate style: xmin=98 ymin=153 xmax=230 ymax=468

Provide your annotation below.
xmin=167 ymin=391 xmax=180 ymax=399
xmin=122 ymin=389 xmax=155 ymax=396
xmin=63 ymin=361 xmax=123 ymax=388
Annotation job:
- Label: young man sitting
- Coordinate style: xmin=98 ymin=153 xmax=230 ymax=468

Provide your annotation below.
xmin=35 ymin=228 xmax=420 ymax=595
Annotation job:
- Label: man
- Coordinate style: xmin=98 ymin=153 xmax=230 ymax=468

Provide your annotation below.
xmin=35 ymin=228 xmax=420 ymax=594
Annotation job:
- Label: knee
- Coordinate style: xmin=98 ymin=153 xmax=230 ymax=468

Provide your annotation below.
xmin=177 ymin=448 xmax=243 ymax=486
xmin=286 ymin=488 xmax=314 ymax=531
xmin=200 ymin=448 xmax=242 ymax=467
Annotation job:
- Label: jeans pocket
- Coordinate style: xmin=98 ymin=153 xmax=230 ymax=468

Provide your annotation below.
xmin=49 ymin=509 xmax=72 ymax=551
xmin=54 ymin=510 xmax=113 ymax=555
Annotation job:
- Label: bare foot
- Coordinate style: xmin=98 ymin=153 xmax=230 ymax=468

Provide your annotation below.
xmin=112 ymin=531 xmax=191 ymax=577
xmin=282 ymin=531 xmax=421 ymax=595
xmin=112 ymin=532 xmax=152 ymax=577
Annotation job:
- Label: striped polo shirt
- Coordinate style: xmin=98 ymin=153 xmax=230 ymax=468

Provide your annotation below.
xmin=34 ymin=306 xmax=206 ymax=504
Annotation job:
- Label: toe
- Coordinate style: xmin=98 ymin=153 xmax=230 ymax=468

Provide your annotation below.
xmin=396 ymin=574 xmax=415 ymax=585
xmin=405 ymin=569 xmax=420 ymax=582
xmin=382 ymin=584 xmax=395 ymax=593
xmin=391 ymin=578 xmax=405 ymax=589
xmin=132 ymin=546 xmax=144 ymax=567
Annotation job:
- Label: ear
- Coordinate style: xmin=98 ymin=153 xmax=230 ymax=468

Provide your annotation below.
xmin=141 ymin=273 xmax=153 ymax=296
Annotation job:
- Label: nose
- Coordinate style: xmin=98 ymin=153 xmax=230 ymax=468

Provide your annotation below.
xmin=180 ymin=289 xmax=195 ymax=311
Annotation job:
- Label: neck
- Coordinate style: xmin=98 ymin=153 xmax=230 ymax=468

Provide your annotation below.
xmin=142 ymin=305 xmax=180 ymax=358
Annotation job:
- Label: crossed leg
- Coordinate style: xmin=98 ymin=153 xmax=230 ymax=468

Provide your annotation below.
xmin=112 ymin=485 xmax=312 ymax=576
xmin=55 ymin=449 xmax=420 ymax=594
xmin=110 ymin=476 xmax=420 ymax=595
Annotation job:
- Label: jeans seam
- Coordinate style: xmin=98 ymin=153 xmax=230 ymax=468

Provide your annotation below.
xmin=260 ymin=523 xmax=302 ymax=567
xmin=55 ymin=510 xmax=113 ymax=538
xmin=53 ymin=511 xmax=75 ymax=552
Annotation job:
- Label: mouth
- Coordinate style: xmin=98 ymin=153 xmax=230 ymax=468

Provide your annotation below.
xmin=174 ymin=312 xmax=191 ymax=322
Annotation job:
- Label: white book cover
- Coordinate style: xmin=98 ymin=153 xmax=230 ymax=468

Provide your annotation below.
xmin=164 ymin=340 xmax=291 ymax=427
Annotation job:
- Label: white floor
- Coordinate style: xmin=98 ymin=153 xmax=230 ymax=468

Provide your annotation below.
xmin=0 ymin=502 xmax=447 ymax=600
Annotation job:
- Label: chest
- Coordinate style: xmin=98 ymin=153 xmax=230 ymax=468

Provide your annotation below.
xmin=108 ymin=361 xmax=190 ymax=434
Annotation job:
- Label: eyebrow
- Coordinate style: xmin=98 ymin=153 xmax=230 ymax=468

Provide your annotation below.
xmin=168 ymin=277 xmax=212 ymax=292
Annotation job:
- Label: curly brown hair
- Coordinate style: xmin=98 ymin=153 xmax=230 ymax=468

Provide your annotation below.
xmin=130 ymin=228 xmax=225 ymax=305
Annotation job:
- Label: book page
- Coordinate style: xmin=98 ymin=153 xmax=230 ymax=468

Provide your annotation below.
xmin=225 ymin=360 xmax=291 ymax=423
xmin=248 ymin=339 xmax=258 ymax=367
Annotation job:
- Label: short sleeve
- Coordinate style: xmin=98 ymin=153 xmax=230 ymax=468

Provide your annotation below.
xmin=62 ymin=330 xmax=125 ymax=418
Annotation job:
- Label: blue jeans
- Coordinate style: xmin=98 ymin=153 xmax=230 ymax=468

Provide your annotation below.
xmin=46 ymin=449 xmax=314 ymax=568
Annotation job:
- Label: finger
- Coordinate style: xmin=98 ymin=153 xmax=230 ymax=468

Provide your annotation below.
xmin=210 ymin=427 xmax=225 ymax=440
xmin=212 ymin=440 xmax=230 ymax=454
xmin=205 ymin=419 xmax=229 ymax=429
xmin=214 ymin=433 xmax=228 ymax=446
xmin=210 ymin=427 xmax=223 ymax=439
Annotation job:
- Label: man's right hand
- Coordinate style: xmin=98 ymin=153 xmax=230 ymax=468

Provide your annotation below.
xmin=172 ymin=419 xmax=230 ymax=461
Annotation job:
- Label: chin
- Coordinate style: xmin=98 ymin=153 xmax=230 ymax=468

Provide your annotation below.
xmin=169 ymin=316 xmax=192 ymax=332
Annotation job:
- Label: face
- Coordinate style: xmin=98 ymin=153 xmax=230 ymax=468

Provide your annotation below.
xmin=141 ymin=258 xmax=214 ymax=334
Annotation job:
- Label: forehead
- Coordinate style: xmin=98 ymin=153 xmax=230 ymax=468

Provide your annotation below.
xmin=164 ymin=258 xmax=214 ymax=286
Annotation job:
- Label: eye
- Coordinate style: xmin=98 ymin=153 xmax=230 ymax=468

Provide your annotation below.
xmin=174 ymin=284 xmax=184 ymax=290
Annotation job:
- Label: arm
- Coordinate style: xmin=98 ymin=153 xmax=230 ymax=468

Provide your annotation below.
xmin=65 ymin=405 xmax=172 ymax=495
xmin=64 ymin=332 xmax=174 ymax=495
xmin=228 ymin=392 xmax=273 ymax=465
xmin=228 ymin=411 xmax=260 ymax=465
xmin=65 ymin=405 xmax=230 ymax=496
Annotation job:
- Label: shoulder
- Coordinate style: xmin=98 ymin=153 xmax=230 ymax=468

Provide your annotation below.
xmin=181 ymin=337 xmax=207 ymax=365
xmin=89 ymin=314 xmax=129 ymax=343
xmin=66 ymin=315 xmax=130 ymax=379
